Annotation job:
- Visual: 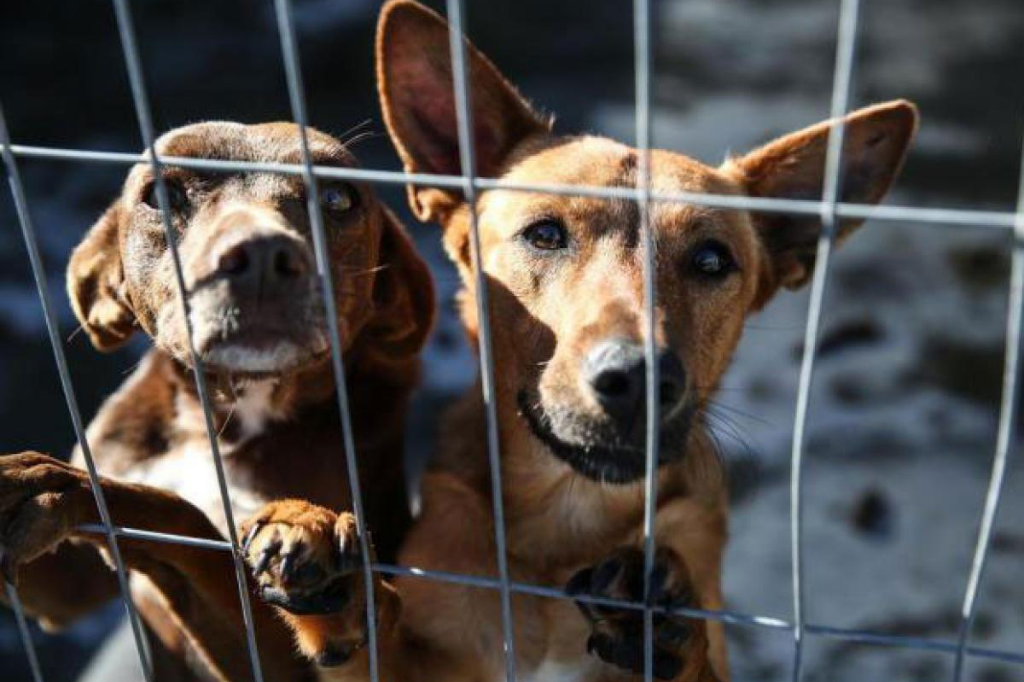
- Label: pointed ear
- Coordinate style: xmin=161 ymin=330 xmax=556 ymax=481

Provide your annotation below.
xmin=376 ymin=0 xmax=551 ymax=223
xmin=67 ymin=204 xmax=136 ymax=352
xmin=726 ymin=100 xmax=918 ymax=296
xmin=357 ymin=209 xmax=436 ymax=382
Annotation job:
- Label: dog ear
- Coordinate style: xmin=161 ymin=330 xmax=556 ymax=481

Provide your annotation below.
xmin=67 ymin=204 xmax=137 ymax=351
xmin=726 ymin=100 xmax=917 ymax=302
xmin=357 ymin=208 xmax=436 ymax=382
xmin=376 ymin=0 xmax=551 ymax=224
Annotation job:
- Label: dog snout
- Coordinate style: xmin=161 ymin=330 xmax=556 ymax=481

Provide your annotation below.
xmin=210 ymin=233 xmax=310 ymax=295
xmin=582 ymin=339 xmax=687 ymax=426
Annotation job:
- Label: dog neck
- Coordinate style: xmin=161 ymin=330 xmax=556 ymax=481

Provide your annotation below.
xmin=161 ymin=340 xmax=417 ymax=452
xmin=438 ymin=380 xmax=720 ymax=570
xmin=159 ymin=351 xmax=335 ymax=446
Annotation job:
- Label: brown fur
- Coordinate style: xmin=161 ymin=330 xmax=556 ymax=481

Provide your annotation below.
xmin=1 ymin=122 xmax=433 ymax=680
xmin=0 ymin=453 xmax=310 ymax=681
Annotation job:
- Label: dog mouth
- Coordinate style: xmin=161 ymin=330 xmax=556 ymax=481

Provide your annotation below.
xmin=201 ymin=331 xmax=330 ymax=375
xmin=189 ymin=305 xmax=331 ymax=376
xmin=516 ymin=391 xmax=692 ymax=484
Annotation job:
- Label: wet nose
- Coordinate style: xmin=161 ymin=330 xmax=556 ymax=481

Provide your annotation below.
xmin=582 ymin=339 xmax=687 ymax=426
xmin=212 ymin=234 xmax=309 ymax=294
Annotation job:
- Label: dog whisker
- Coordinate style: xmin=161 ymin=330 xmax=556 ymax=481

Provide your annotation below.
xmin=335 ymin=119 xmax=374 ymax=146
xmin=698 ymin=407 xmax=758 ymax=463
xmin=341 ymin=130 xmax=381 ymax=149
xmin=66 ymin=324 xmax=87 ymax=344
xmin=217 ymin=403 xmax=238 ymax=440
xmin=703 ymin=399 xmax=773 ymax=428
xmin=346 ymin=264 xmax=389 ymax=279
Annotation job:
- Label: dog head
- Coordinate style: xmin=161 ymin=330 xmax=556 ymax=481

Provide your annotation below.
xmin=68 ymin=122 xmax=433 ymax=384
xmin=378 ymin=0 xmax=916 ymax=483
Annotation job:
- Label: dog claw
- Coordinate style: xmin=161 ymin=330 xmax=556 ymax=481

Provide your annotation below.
xmin=253 ymin=543 xmax=278 ymax=577
xmin=241 ymin=502 xmax=365 ymax=618
xmin=242 ymin=520 xmax=263 ymax=554
xmin=568 ymin=546 xmax=706 ymax=680
xmin=280 ymin=550 xmax=298 ymax=583
xmin=591 ymin=558 xmax=625 ymax=595
xmin=564 ymin=566 xmax=592 ymax=597
xmin=655 ymin=618 xmax=691 ymax=650
xmin=649 ymin=563 xmax=670 ymax=603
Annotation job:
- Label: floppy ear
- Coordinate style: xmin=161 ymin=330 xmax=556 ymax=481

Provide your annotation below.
xmin=67 ymin=205 xmax=137 ymax=351
xmin=727 ymin=100 xmax=918 ymax=300
xmin=357 ymin=208 xmax=436 ymax=383
xmin=376 ymin=0 xmax=551 ymax=224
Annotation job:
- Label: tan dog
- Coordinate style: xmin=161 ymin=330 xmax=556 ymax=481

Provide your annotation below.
xmin=0 ymin=3 xmax=916 ymax=680
xmin=0 ymin=122 xmax=433 ymax=680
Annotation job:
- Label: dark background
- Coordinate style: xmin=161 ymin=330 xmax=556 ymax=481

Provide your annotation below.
xmin=2 ymin=0 xmax=1023 ymax=680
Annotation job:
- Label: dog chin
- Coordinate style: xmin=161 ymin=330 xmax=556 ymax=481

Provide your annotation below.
xmin=516 ymin=391 xmax=689 ymax=485
xmin=202 ymin=338 xmax=328 ymax=375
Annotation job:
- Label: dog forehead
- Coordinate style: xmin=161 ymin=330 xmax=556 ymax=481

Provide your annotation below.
xmin=120 ymin=122 xmax=357 ymax=198
xmin=502 ymin=136 xmax=731 ymax=191
xmin=482 ymin=136 xmax=740 ymax=234
xmin=502 ymin=136 xmax=636 ymax=187
xmin=151 ymin=121 xmax=352 ymax=165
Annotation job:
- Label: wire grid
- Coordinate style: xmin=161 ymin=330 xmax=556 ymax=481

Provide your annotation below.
xmin=0 ymin=0 xmax=1022 ymax=681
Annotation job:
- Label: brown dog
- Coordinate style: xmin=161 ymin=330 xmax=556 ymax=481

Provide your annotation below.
xmin=232 ymin=2 xmax=915 ymax=681
xmin=1 ymin=121 xmax=433 ymax=680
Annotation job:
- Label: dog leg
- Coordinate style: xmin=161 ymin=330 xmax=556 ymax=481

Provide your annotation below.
xmin=0 ymin=451 xmax=306 ymax=682
xmin=653 ymin=497 xmax=729 ymax=682
xmin=567 ymin=545 xmax=720 ymax=682
xmin=239 ymin=500 xmax=400 ymax=670
xmin=0 ymin=542 xmax=119 ymax=630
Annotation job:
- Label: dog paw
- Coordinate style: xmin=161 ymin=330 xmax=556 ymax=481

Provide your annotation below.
xmin=0 ymin=452 xmax=90 ymax=581
xmin=241 ymin=500 xmax=362 ymax=616
xmin=240 ymin=500 xmax=399 ymax=668
xmin=566 ymin=546 xmax=710 ymax=681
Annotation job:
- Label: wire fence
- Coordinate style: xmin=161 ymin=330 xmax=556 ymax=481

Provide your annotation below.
xmin=1 ymin=0 xmax=1022 ymax=681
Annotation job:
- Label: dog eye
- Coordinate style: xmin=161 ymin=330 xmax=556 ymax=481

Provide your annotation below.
xmin=320 ymin=184 xmax=358 ymax=213
xmin=522 ymin=219 xmax=569 ymax=251
xmin=690 ymin=240 xmax=736 ymax=278
xmin=141 ymin=179 xmax=188 ymax=213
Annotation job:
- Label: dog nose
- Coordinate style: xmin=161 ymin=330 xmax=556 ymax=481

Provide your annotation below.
xmin=213 ymin=235 xmax=309 ymax=291
xmin=582 ymin=339 xmax=687 ymax=425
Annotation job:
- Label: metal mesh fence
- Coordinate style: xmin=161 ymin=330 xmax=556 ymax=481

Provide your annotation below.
xmin=2 ymin=0 xmax=1023 ymax=681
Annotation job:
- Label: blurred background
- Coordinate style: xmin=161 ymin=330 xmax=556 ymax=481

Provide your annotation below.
xmin=1 ymin=0 xmax=1022 ymax=680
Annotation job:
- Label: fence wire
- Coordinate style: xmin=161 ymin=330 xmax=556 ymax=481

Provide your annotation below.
xmin=631 ymin=0 xmax=661 ymax=680
xmin=0 ymin=98 xmax=156 ymax=682
xmin=951 ymin=130 xmax=1024 ymax=682
xmin=4 ymin=582 xmax=43 ymax=682
xmin=109 ymin=0 xmax=267 ymax=679
xmin=2 ymin=1 xmax=1023 ymax=681
xmin=788 ymin=0 xmax=861 ymax=678
xmin=270 ymin=0 xmax=385 ymax=678
xmin=442 ymin=1 xmax=520 ymax=681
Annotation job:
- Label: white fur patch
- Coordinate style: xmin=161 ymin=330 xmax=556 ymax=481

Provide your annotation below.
xmin=173 ymin=378 xmax=283 ymax=447
xmin=204 ymin=342 xmax=305 ymax=374
xmin=232 ymin=380 xmax=280 ymax=440
xmin=515 ymin=659 xmax=583 ymax=682
xmin=125 ymin=441 xmax=264 ymax=532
